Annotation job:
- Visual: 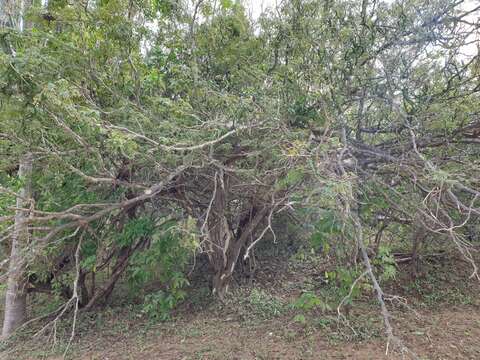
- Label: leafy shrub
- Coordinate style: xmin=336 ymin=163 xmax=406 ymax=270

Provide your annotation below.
xmin=291 ymin=291 xmax=331 ymax=312
xmin=142 ymin=276 xmax=189 ymax=321
xmin=128 ymin=217 xmax=198 ymax=319
xmin=323 ymin=267 xmax=370 ymax=306
xmin=373 ymin=245 xmax=397 ymax=282
xmin=310 ymin=210 xmax=342 ymax=255
xmin=291 ymin=291 xmax=331 ymax=324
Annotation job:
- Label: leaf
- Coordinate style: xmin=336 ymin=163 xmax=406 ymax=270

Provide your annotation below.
xmin=220 ymin=0 xmax=233 ymax=10
xmin=293 ymin=314 xmax=306 ymax=324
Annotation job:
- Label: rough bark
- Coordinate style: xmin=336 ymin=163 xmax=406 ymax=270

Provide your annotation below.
xmin=209 ymin=206 xmax=268 ymax=298
xmin=0 ymin=0 xmax=32 ymax=30
xmin=2 ymin=153 xmax=33 ymax=338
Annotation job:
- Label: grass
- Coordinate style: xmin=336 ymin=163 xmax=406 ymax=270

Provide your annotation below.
xmin=218 ymin=287 xmax=288 ymax=324
xmin=1 ymin=249 xmax=479 ymax=359
xmin=394 ymin=256 xmax=480 ymax=308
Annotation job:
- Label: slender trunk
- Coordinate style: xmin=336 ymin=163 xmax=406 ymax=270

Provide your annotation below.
xmin=1 ymin=0 xmax=33 ymax=338
xmin=83 ymin=237 xmax=146 ymax=311
xmin=2 ymin=153 xmax=33 ymax=338
xmin=411 ymin=224 xmax=425 ymax=278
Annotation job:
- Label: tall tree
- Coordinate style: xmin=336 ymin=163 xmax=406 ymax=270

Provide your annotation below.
xmin=1 ymin=153 xmax=32 ymax=337
xmin=1 ymin=0 xmax=34 ymax=338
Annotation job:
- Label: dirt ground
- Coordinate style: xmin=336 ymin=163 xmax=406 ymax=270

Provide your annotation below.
xmin=2 ymin=255 xmax=479 ymax=360
xmin=69 ymin=306 xmax=478 ymax=360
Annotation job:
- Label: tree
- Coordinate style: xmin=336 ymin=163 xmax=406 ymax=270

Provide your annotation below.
xmin=1 ymin=0 xmax=35 ymax=338
xmin=1 ymin=153 xmax=32 ymax=337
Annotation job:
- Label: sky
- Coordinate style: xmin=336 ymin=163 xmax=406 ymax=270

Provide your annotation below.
xmin=244 ymin=0 xmax=478 ymax=58
xmin=245 ymin=0 xmax=277 ymax=19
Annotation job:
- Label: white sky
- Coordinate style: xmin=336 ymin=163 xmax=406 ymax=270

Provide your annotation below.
xmin=244 ymin=0 xmax=478 ymax=58
xmin=244 ymin=0 xmax=277 ymax=19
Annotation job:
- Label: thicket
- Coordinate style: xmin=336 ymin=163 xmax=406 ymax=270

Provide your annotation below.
xmin=0 ymin=0 xmax=479 ymax=356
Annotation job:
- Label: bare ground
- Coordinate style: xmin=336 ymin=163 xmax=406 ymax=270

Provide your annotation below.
xmin=1 ymin=254 xmax=480 ymax=360
xmin=70 ymin=305 xmax=480 ymax=360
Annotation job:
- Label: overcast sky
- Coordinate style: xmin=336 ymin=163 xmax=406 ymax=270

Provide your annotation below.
xmin=244 ymin=0 xmax=478 ymax=57
xmin=245 ymin=0 xmax=480 ymax=14
xmin=245 ymin=0 xmax=277 ymax=19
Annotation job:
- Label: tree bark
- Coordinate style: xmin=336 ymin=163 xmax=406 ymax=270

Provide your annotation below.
xmin=2 ymin=153 xmax=33 ymax=338
xmin=210 ymin=206 xmax=268 ymax=298
xmin=411 ymin=222 xmax=426 ymax=278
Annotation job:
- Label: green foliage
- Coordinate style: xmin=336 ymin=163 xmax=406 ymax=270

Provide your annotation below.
xmin=323 ymin=267 xmax=369 ymax=306
xmin=0 ymin=174 xmax=19 ymax=227
xmin=373 ymin=245 xmax=397 ymax=282
xmin=1 ymin=0 xmax=479 ymax=347
xmin=276 ymin=168 xmax=306 ymax=190
xmin=220 ymin=0 xmax=234 ymax=10
xmin=291 ymin=291 xmax=331 ymax=312
xmin=292 ymin=313 xmax=307 ymax=324
xmin=290 ymin=290 xmax=331 ymax=325
xmin=128 ymin=219 xmax=197 ymax=319
xmin=246 ymin=288 xmax=285 ymax=318
xmin=142 ymin=274 xmax=189 ymax=321
xmin=310 ymin=210 xmax=342 ymax=254
xmin=153 ymin=0 xmax=177 ymax=16
xmin=228 ymin=288 xmax=286 ymax=320
xmin=117 ymin=217 xmax=155 ymax=247
xmin=287 ymin=96 xmax=320 ymax=128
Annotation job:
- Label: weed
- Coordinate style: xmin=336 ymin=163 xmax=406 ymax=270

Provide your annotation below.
xmin=245 ymin=288 xmax=286 ymax=319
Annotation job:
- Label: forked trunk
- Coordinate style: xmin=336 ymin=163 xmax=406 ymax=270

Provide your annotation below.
xmin=206 ymin=213 xmax=234 ymax=298
xmin=2 ymin=153 xmax=33 ymax=338
xmin=212 ymin=270 xmax=231 ymax=299
xmin=207 ymin=205 xmax=269 ymax=298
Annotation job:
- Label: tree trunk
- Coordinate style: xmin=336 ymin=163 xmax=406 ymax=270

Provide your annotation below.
xmin=83 ymin=237 xmax=146 ymax=311
xmin=0 ymin=0 xmax=32 ymax=30
xmin=1 ymin=0 xmax=33 ymax=338
xmin=207 ymin=213 xmax=233 ymax=298
xmin=212 ymin=270 xmax=231 ymax=298
xmin=209 ymin=206 xmax=269 ymax=298
xmin=2 ymin=153 xmax=33 ymax=338
xmin=411 ymin=214 xmax=427 ymax=278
